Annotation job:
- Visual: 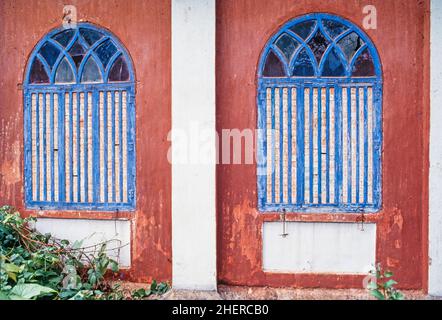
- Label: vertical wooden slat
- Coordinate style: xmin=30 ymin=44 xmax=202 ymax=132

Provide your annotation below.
xmin=321 ymin=87 xmax=327 ymax=203
xmin=53 ymin=94 xmax=59 ymax=202
xmin=72 ymin=92 xmax=78 ymax=203
xmin=31 ymin=94 xmax=37 ymax=201
xmin=122 ymin=91 xmax=128 ymax=202
xmin=358 ymin=87 xmax=365 ymax=204
xmin=367 ymin=87 xmax=374 ymax=204
xmin=70 ymin=92 xmax=75 ymax=202
xmin=118 ymin=91 xmax=124 ymax=203
xmin=355 ymin=87 xmax=360 ymax=203
xmin=39 ymin=93 xmax=44 ymax=201
xmin=87 ymin=92 xmax=93 ymax=202
xmin=79 ymin=92 xmax=85 ymax=202
xmin=115 ymin=91 xmax=121 ymax=202
xmin=266 ymin=88 xmax=272 ymax=203
xmin=282 ymin=88 xmax=288 ymax=203
xmin=363 ymin=87 xmax=369 ymax=204
xmin=304 ymin=87 xmax=310 ymax=204
xmin=108 ymin=91 xmax=114 ymax=203
xmin=351 ymin=87 xmax=357 ymax=204
xmin=99 ymin=91 xmax=105 ymax=202
xmin=274 ymin=88 xmax=280 ymax=203
xmin=104 ymin=91 xmax=109 ymax=203
xmin=297 ymin=86 xmax=305 ymax=205
xmin=83 ymin=92 xmax=88 ymax=202
xmin=46 ymin=93 xmax=52 ymax=202
xmin=65 ymin=93 xmax=71 ymax=202
xmin=312 ymin=88 xmax=319 ymax=204
xmin=290 ymin=87 xmax=297 ymax=203
xmin=329 ymin=87 xmax=336 ymax=204
xmin=58 ymin=92 xmax=66 ymax=203
xmin=342 ymin=87 xmax=348 ymax=203
xmin=93 ymin=91 xmax=101 ymax=203
xmin=111 ymin=91 xmax=117 ymax=202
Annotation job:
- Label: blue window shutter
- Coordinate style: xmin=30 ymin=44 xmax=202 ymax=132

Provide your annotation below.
xmin=257 ymin=14 xmax=382 ymax=213
xmin=24 ymin=23 xmax=136 ymax=211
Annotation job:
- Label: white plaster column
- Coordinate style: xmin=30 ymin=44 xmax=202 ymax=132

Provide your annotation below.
xmin=429 ymin=0 xmax=442 ymax=297
xmin=171 ymin=0 xmax=217 ymax=290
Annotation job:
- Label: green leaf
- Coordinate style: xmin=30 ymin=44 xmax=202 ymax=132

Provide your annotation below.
xmin=7 ymin=272 xmax=17 ymax=282
xmin=10 ymin=283 xmax=56 ymax=300
xmin=0 ymin=291 xmax=11 ymax=300
xmin=2 ymin=263 xmax=20 ymax=273
xmin=391 ymin=291 xmax=405 ymax=300
xmin=384 ymin=279 xmax=398 ymax=288
xmin=370 ymin=289 xmax=386 ymax=300
xmin=384 ymin=271 xmax=394 ymax=278
xmin=109 ymin=261 xmax=119 ymax=273
xmin=72 ymin=240 xmax=84 ymax=250
xmin=132 ymin=288 xmax=146 ymax=298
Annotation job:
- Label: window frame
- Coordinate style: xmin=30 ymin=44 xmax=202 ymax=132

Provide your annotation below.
xmin=256 ymin=13 xmax=383 ymax=214
xmin=23 ymin=23 xmax=136 ymax=211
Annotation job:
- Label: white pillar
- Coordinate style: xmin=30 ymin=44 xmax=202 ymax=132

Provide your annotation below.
xmin=171 ymin=0 xmax=217 ymax=290
xmin=430 ymin=0 xmax=442 ymax=297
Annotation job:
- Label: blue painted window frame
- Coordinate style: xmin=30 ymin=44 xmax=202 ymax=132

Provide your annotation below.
xmin=23 ymin=23 xmax=136 ymax=211
xmin=257 ymin=13 xmax=383 ymax=213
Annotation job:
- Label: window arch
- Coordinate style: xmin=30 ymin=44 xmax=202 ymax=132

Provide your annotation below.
xmin=257 ymin=13 xmax=382 ymax=213
xmin=24 ymin=23 xmax=136 ymax=211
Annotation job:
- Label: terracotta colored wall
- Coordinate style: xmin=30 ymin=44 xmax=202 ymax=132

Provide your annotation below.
xmin=216 ymin=0 xmax=430 ymax=290
xmin=0 ymin=0 xmax=171 ymax=283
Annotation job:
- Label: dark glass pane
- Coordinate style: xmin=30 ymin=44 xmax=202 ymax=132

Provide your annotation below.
xmin=52 ymin=29 xmax=75 ymax=47
xmin=39 ymin=42 xmax=60 ymax=69
xmin=29 ymin=58 xmax=50 ymax=84
xmin=94 ymin=39 xmax=118 ymax=68
xmin=81 ymin=57 xmax=103 ymax=83
xmin=352 ymin=48 xmax=375 ymax=77
xmin=322 ymin=19 xmax=349 ymax=39
xmin=290 ymin=20 xmax=316 ymax=40
xmin=275 ymin=33 xmax=299 ymax=62
xmin=308 ymin=30 xmax=330 ymax=64
xmin=262 ymin=51 xmax=285 ymax=77
xmin=292 ymin=48 xmax=315 ymax=77
xmin=108 ymin=55 xmax=130 ymax=82
xmin=337 ymin=32 xmax=364 ymax=61
xmin=322 ymin=48 xmax=346 ymax=76
xmin=68 ymin=40 xmax=86 ymax=69
xmin=55 ymin=58 xmax=75 ymax=83
xmin=80 ymin=28 xmax=103 ymax=46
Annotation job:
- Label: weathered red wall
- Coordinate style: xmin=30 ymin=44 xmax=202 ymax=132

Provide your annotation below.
xmin=217 ymin=0 xmax=430 ymax=290
xmin=0 ymin=0 xmax=171 ymax=283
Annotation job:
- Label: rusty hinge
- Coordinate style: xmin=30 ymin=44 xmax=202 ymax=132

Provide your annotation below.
xmin=356 ymin=209 xmax=365 ymax=231
xmin=280 ymin=209 xmax=289 ymax=238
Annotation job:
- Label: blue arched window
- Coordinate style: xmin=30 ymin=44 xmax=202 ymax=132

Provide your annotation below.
xmin=257 ymin=14 xmax=382 ymax=213
xmin=24 ymin=23 xmax=136 ymax=211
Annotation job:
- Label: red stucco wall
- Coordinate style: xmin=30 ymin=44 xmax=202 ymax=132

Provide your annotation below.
xmin=216 ymin=0 xmax=430 ymax=290
xmin=0 ymin=0 xmax=172 ymax=283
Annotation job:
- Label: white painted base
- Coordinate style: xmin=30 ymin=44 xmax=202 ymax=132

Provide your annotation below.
xmin=35 ymin=218 xmax=131 ymax=267
xmin=263 ymin=222 xmax=376 ymax=274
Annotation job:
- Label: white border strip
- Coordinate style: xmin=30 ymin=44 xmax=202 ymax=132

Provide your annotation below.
xmin=171 ymin=0 xmax=217 ymax=290
xmin=430 ymin=0 xmax=442 ymax=297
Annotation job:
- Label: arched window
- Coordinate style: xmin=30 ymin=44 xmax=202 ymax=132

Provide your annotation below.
xmin=257 ymin=14 xmax=382 ymax=213
xmin=24 ymin=24 xmax=136 ymax=211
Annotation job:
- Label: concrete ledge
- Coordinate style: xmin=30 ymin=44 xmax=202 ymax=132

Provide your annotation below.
xmin=161 ymin=290 xmax=222 ymax=300
xmin=218 ymin=285 xmax=430 ymax=300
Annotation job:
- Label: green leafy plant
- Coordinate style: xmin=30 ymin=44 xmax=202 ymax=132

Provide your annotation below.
xmin=0 ymin=206 xmax=169 ymax=300
xmin=131 ymin=280 xmax=170 ymax=299
xmin=366 ymin=264 xmax=405 ymax=300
